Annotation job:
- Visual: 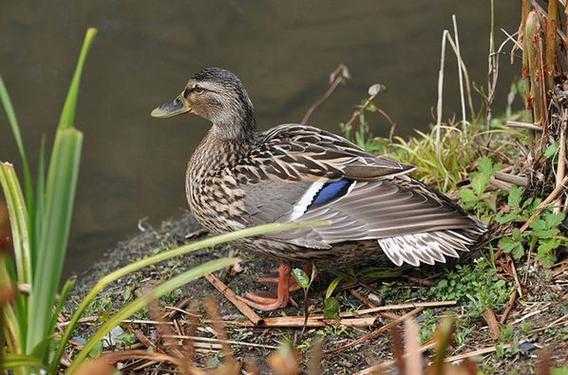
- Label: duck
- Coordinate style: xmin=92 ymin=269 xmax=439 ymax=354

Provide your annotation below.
xmin=151 ymin=67 xmax=486 ymax=311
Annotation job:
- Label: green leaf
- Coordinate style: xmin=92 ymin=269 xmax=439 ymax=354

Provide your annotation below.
xmin=498 ymin=236 xmax=525 ymax=260
xmin=28 ymin=129 xmax=83 ymax=354
xmin=507 ymin=187 xmax=523 ymax=210
xmin=0 ymin=164 xmax=33 ymax=285
xmin=544 ymin=142 xmax=559 ymax=159
xmin=88 ymin=340 xmax=103 ymax=358
xmin=57 ymin=28 xmax=97 ymax=131
xmin=323 ymin=297 xmax=340 ymax=319
xmin=544 ymin=212 xmax=565 ymax=227
xmin=471 ymin=173 xmax=490 ymax=196
xmin=1 ymin=353 xmax=43 ymax=369
xmin=537 ymin=238 xmax=561 ymax=267
xmin=0 ymin=76 xmax=34 ymax=213
xmin=292 ymin=268 xmax=310 ymax=290
xmin=325 ymin=276 xmax=343 ymax=299
xmin=459 ymin=188 xmax=477 ymax=205
xmin=551 ymin=367 xmax=568 ymax=375
xmin=477 ymin=157 xmax=494 ymax=175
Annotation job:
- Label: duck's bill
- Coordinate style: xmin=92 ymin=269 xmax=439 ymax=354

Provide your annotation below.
xmin=150 ymin=95 xmax=190 ymax=118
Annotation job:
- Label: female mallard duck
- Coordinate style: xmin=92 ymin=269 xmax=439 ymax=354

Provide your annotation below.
xmin=151 ymin=67 xmax=486 ymax=311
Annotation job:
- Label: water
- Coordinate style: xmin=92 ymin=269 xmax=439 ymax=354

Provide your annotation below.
xmin=0 ymin=1 xmax=519 ymax=274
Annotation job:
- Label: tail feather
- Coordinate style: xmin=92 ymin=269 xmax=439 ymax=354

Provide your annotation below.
xmin=377 ymin=221 xmax=486 ymax=267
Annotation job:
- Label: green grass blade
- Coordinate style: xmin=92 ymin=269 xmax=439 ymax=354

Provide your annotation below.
xmin=32 ymin=137 xmax=47 ymax=268
xmin=67 ymin=257 xmax=237 ymax=373
xmin=0 ymin=164 xmax=32 ymax=286
xmin=52 ymin=220 xmax=326 ymax=371
xmin=1 ymin=353 xmax=42 ymax=370
xmin=27 ymin=129 xmax=82 ymax=354
xmin=0 ymin=257 xmax=22 ymax=354
xmin=0 ymin=76 xmax=33 ymax=213
xmin=56 ymin=28 xmax=97 ymax=131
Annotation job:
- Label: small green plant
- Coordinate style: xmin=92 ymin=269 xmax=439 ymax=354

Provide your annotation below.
xmin=429 ymin=258 xmax=512 ymax=318
xmin=459 ymin=157 xmax=501 ymax=219
xmin=496 ymin=187 xmax=566 ymax=266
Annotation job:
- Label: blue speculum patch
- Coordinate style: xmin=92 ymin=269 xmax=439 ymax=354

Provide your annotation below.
xmin=309 ymin=178 xmax=352 ymax=209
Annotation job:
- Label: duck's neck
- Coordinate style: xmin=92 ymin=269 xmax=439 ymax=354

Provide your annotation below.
xmin=190 ymin=118 xmax=257 ymax=179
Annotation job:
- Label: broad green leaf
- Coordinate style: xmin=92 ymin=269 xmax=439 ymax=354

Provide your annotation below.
xmin=471 ymin=173 xmax=489 ymax=196
xmin=325 ymin=275 xmax=343 ymax=300
xmin=0 ymin=76 xmax=33 ymax=212
xmin=507 ymin=187 xmax=523 ymax=210
xmin=544 ymin=212 xmax=565 ymax=227
xmin=56 ymin=28 xmax=97 ymax=131
xmin=544 ymin=142 xmax=559 ymax=159
xmin=537 ymin=238 xmax=561 ymax=267
xmin=28 ymin=129 xmax=83 ymax=354
xmin=323 ymin=297 xmax=340 ymax=319
xmin=292 ymin=268 xmax=310 ymax=290
xmin=477 ymin=157 xmax=494 ymax=175
xmin=551 ymin=367 xmax=568 ymax=375
xmin=0 ymin=164 xmax=32 ymax=285
xmin=1 ymin=353 xmax=42 ymax=369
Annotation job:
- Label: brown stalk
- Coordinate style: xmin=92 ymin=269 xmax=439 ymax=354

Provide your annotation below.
xmin=546 ymin=0 xmax=559 ymax=89
xmin=432 ymin=317 xmax=455 ymax=374
xmin=325 ymin=307 xmax=423 ymax=354
xmin=482 ymin=308 xmax=501 ymax=341
xmin=390 ymin=325 xmax=406 ymax=374
xmin=301 ymin=64 xmax=350 ymax=125
xmin=525 ymin=11 xmax=546 ymax=129
xmin=403 ymin=318 xmax=422 ymax=375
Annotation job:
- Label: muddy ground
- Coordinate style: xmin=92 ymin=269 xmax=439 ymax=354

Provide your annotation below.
xmin=67 ymin=212 xmax=568 ymax=374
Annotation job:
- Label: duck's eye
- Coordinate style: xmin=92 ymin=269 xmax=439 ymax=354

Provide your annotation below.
xmin=192 ymin=85 xmax=205 ymax=94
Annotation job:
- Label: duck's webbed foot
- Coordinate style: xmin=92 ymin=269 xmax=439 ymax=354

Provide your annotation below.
xmin=237 ymin=263 xmax=293 ymax=311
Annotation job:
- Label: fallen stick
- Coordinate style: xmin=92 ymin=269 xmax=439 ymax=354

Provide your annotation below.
xmin=205 ymin=273 xmax=263 ymax=325
xmin=511 ymin=303 xmax=552 ymax=325
xmin=326 ymin=307 xmax=423 ymax=354
xmin=208 ymin=316 xmax=378 ymax=328
xmin=262 ymin=316 xmax=378 ymax=328
xmin=499 ymin=289 xmax=517 ymax=324
xmin=338 ymin=300 xmax=456 ymax=318
xmin=356 ymin=343 xmax=513 ymax=374
xmin=203 ymin=300 xmax=454 ymax=328
xmin=506 ymin=120 xmax=542 ymax=131
xmin=443 ymin=344 xmax=512 ymax=363
xmin=162 ymin=334 xmax=278 ymax=349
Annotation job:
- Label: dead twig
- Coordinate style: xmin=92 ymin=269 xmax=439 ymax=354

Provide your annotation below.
xmin=301 ymin=64 xmax=350 ymax=124
xmin=506 ymin=120 xmax=543 ymax=131
xmin=325 ymin=307 xmax=423 ymax=354
xmin=205 ymin=273 xmax=263 ymax=325
xmin=499 ymin=289 xmax=518 ymax=324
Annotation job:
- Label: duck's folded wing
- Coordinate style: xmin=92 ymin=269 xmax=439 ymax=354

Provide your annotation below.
xmin=235 ymin=124 xmax=414 ymax=184
xmin=244 ymin=176 xmax=485 ymax=266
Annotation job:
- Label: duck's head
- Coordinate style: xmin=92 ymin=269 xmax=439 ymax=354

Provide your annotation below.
xmin=151 ymin=67 xmax=255 ymax=138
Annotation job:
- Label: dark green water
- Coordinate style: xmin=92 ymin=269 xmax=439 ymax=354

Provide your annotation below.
xmin=0 ymin=1 xmax=519 ymax=274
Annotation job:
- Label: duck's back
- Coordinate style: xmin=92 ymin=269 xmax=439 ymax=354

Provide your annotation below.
xmin=190 ymin=123 xmax=486 ymax=267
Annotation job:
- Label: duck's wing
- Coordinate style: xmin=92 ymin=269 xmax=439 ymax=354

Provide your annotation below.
xmin=239 ymin=124 xmax=485 ymax=266
xmin=234 ymin=124 xmax=415 ymax=184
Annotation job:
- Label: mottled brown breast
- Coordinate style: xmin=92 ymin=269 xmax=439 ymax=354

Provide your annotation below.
xmin=185 ymin=132 xmax=249 ymax=233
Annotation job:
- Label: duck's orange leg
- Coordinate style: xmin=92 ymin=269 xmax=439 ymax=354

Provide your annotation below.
xmin=238 ymin=264 xmax=292 ymax=311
